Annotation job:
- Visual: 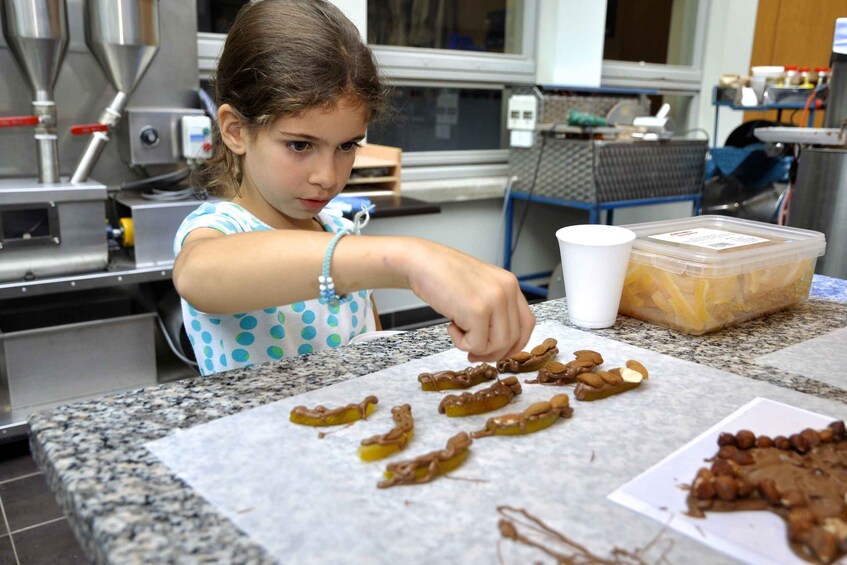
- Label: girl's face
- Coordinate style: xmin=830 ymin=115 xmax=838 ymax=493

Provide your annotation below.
xmin=236 ymin=96 xmax=368 ymax=230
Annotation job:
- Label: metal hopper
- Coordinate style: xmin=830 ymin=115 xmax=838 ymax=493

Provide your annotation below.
xmin=71 ymin=0 xmax=159 ymax=183
xmin=1 ymin=0 xmax=69 ymax=183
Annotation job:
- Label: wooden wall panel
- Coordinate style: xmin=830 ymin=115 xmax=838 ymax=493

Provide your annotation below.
xmin=744 ymin=0 xmax=847 ymax=126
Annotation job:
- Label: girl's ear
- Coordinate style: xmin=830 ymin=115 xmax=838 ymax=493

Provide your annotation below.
xmin=218 ymin=103 xmax=247 ymax=155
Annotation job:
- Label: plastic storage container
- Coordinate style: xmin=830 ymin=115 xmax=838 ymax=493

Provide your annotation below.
xmin=618 ymin=215 xmax=826 ymax=335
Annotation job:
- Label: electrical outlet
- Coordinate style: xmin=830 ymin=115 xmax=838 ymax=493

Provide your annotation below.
xmin=507 ymin=95 xmax=538 ymax=131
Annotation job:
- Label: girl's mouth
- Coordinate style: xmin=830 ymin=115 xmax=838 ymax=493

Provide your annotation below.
xmin=299 ymin=198 xmax=329 ymax=210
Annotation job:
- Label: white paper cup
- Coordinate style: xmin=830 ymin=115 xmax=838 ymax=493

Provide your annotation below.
xmin=555 ymin=224 xmax=636 ymax=329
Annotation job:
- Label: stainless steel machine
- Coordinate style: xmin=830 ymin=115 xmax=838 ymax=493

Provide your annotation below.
xmin=755 ymin=18 xmax=847 ymax=279
xmin=0 ymin=0 xmax=207 ymax=438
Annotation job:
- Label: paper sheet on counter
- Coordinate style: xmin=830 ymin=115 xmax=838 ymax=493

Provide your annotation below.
xmin=754 ymin=327 xmax=847 ymax=390
xmin=146 ymin=321 xmax=847 ymax=564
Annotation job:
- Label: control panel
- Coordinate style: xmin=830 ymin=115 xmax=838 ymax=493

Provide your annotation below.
xmin=120 ymin=108 xmax=210 ymax=166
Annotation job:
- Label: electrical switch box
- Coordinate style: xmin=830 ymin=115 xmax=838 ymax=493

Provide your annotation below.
xmin=180 ymin=115 xmax=214 ymax=161
xmin=121 ymin=108 xmax=208 ymax=166
xmin=507 ymin=95 xmax=538 ymax=148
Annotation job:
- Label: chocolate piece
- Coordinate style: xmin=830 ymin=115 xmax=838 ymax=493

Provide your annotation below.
xmin=378 ymin=432 xmax=472 ymax=488
xmin=496 ymin=338 xmax=559 ymax=373
xmin=525 ymin=355 xmax=597 ymax=386
xmin=687 ymin=420 xmax=847 ymax=564
xmin=417 ymin=364 xmax=498 ymax=391
xmin=573 ymin=367 xmax=645 ymax=401
xmin=471 ymin=394 xmax=573 ymax=438
xmin=438 ymin=377 xmax=522 ymax=417
xmin=289 ymin=395 xmax=378 ymax=427
xmin=360 ymin=404 xmax=414 ymax=449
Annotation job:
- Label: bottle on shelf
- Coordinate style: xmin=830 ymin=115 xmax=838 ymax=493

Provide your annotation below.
xmin=815 ymin=66 xmax=830 ymax=87
xmin=783 ymin=65 xmax=800 ymax=86
xmin=799 ymin=67 xmax=814 ymax=88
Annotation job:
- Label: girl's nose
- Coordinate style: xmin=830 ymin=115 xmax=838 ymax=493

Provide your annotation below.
xmin=308 ymin=153 xmax=337 ymax=189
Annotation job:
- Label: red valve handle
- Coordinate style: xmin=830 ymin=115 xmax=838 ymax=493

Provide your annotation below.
xmin=70 ymin=123 xmax=109 ymax=135
xmin=0 ymin=115 xmax=39 ymax=128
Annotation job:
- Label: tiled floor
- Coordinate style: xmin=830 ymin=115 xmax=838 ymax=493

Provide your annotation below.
xmin=0 ymin=439 xmax=87 ymax=564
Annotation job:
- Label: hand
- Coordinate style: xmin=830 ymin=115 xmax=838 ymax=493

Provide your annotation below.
xmin=406 ymin=241 xmax=535 ymax=362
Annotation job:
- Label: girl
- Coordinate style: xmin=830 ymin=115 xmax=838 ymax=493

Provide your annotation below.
xmin=173 ymin=0 xmax=535 ymax=376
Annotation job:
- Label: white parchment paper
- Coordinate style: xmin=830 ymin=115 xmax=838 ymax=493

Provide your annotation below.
xmin=146 ymin=321 xmax=847 ymax=564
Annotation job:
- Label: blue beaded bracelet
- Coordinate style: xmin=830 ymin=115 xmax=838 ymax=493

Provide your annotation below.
xmin=319 ymin=204 xmax=374 ymax=305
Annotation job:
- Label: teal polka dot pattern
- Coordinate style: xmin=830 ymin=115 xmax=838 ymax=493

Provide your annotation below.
xmin=175 ymin=202 xmax=378 ymax=376
xmin=236 ymin=332 xmax=255 ymax=346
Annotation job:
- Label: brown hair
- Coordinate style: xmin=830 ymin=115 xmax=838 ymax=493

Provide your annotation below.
xmin=198 ymin=0 xmax=387 ymax=197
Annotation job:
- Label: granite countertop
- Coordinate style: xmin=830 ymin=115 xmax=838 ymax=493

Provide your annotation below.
xmin=28 ymin=275 xmax=847 ymax=564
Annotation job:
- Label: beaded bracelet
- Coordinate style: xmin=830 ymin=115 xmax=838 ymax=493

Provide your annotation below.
xmin=319 ymin=204 xmax=374 ymax=305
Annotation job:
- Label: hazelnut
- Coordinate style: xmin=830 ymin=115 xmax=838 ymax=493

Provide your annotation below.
xmin=717 ymin=432 xmax=737 ymax=447
xmin=711 ymin=458 xmax=734 ymax=477
xmin=714 ymin=476 xmax=738 ymax=501
xmin=736 ymin=430 xmax=756 ymax=450
xmin=808 ymin=527 xmax=838 ymax=564
xmin=692 ymin=477 xmax=716 ymax=500
xmin=774 ymin=435 xmax=791 ymax=450
xmin=758 ymin=479 xmax=780 ymax=503
xmin=819 ymin=428 xmax=834 ymax=443
xmin=718 ymin=445 xmax=738 ymax=459
xmin=790 ymin=433 xmax=810 ymax=454
xmin=787 ymin=508 xmax=815 ymax=541
xmin=756 ymin=435 xmax=774 ymax=448
xmin=696 ymin=467 xmax=714 ymax=482
xmin=736 ymin=479 xmax=754 ymax=498
xmin=801 ymin=428 xmax=821 ymax=447
xmin=829 ymin=420 xmax=846 ymax=440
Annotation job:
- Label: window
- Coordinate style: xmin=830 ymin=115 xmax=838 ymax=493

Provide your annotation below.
xmin=196 ymin=0 xmax=247 ymax=34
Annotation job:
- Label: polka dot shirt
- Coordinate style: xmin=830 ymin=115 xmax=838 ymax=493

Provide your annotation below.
xmin=174 ymin=201 xmax=376 ymax=376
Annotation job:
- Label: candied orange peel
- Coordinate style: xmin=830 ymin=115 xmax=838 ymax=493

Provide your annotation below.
xmin=289 ymin=395 xmax=378 ymax=427
xmin=573 ymin=363 xmax=647 ymax=401
xmin=358 ymin=404 xmax=414 ymax=462
xmin=471 ymin=394 xmax=573 ymax=438
xmin=438 ymin=376 xmax=522 ymax=417
xmin=378 ymin=432 xmax=472 ymax=488
xmin=417 ymin=363 xmax=498 ymax=391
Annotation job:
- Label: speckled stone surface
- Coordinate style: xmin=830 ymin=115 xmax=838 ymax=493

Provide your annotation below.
xmin=28 ymin=275 xmax=847 ymax=564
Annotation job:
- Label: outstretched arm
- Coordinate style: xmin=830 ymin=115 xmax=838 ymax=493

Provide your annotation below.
xmin=173 ymin=228 xmax=534 ymax=361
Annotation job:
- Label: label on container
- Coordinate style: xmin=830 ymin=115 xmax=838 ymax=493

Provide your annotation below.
xmin=648 ymin=228 xmax=769 ymax=250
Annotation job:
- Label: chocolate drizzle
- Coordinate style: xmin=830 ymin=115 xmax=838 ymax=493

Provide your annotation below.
xmin=378 ymin=432 xmax=472 ymax=488
xmin=438 ymin=377 xmax=522 ymax=416
xmin=290 ymin=395 xmax=378 ymax=425
xmin=471 ymin=394 xmax=573 ymax=438
xmin=417 ymin=364 xmax=498 ymax=391
xmin=687 ymin=421 xmax=847 ymax=564
xmin=361 ymin=404 xmax=414 ymax=448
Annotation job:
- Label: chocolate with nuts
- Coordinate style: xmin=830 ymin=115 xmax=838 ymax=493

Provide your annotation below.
xmin=526 ymin=349 xmax=602 ymax=385
xmin=417 ymin=364 xmax=498 ymax=391
xmin=438 ymin=377 xmax=522 ymax=417
xmin=687 ymin=421 xmax=847 ymax=564
xmin=573 ymin=365 xmax=647 ymax=401
xmin=496 ymin=338 xmax=559 ymax=373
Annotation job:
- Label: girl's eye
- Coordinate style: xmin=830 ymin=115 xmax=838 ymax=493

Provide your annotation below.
xmin=287 ymin=141 xmax=311 ymax=152
xmin=339 ymin=142 xmax=360 ymax=152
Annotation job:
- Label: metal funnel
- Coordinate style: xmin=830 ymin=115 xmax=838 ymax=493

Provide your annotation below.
xmin=84 ymin=0 xmax=159 ymax=95
xmin=1 ymin=0 xmax=69 ymax=183
xmin=1 ymin=0 xmax=69 ymax=102
xmin=72 ymin=0 xmax=159 ymax=184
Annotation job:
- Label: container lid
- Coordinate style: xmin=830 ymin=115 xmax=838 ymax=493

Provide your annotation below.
xmin=621 ymin=215 xmax=826 ymax=277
